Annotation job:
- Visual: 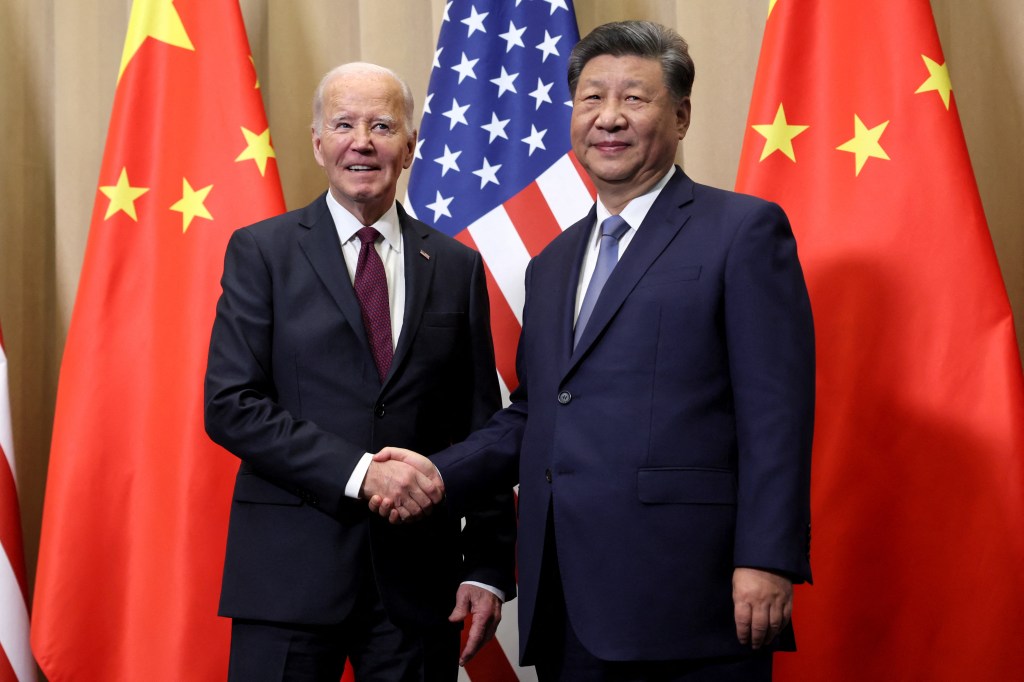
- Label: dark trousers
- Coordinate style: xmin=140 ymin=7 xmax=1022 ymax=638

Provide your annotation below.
xmin=227 ymin=580 xmax=460 ymax=682
xmin=530 ymin=509 xmax=772 ymax=682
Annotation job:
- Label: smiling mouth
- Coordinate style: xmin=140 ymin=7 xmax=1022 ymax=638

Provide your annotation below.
xmin=346 ymin=165 xmax=378 ymax=172
xmin=594 ymin=141 xmax=629 ymax=151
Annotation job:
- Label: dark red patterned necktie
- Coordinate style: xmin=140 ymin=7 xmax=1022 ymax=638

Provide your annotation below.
xmin=353 ymin=226 xmax=393 ymax=382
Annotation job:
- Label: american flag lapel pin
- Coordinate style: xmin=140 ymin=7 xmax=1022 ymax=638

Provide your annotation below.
xmin=420 ymin=249 xmax=431 ymax=260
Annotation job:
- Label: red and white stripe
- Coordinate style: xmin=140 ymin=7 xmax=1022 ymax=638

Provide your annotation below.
xmin=411 ymin=153 xmax=595 ymax=681
xmin=445 ymin=152 xmax=596 ymax=401
xmin=0 ymin=323 xmax=37 ymax=682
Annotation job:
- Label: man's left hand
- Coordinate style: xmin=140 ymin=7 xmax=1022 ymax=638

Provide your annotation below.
xmin=732 ymin=567 xmax=793 ymax=650
xmin=449 ymin=584 xmax=502 ymax=666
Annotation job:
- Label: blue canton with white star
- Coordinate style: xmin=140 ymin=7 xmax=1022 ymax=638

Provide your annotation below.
xmin=407 ymin=0 xmax=579 ymax=235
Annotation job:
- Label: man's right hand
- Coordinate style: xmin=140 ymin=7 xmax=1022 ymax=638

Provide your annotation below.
xmin=363 ymin=447 xmax=443 ymax=523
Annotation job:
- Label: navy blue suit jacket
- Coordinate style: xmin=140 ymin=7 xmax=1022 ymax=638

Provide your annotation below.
xmin=432 ymin=169 xmax=814 ymax=662
xmin=204 ymin=195 xmax=515 ymax=629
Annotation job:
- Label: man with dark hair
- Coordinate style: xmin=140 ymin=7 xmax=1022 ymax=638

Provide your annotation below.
xmin=374 ymin=21 xmax=815 ymax=680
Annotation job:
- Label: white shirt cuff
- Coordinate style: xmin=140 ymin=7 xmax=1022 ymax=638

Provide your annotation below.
xmin=461 ymin=581 xmax=505 ymax=602
xmin=345 ymin=452 xmax=374 ymax=499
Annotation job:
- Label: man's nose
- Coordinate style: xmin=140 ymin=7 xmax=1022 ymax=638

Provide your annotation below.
xmin=351 ymin=124 xmax=373 ymax=149
xmin=595 ymin=100 xmax=625 ymax=130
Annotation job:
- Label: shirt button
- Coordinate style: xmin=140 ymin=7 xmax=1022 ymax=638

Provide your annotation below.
xmin=557 ymin=391 xmax=572 ymax=405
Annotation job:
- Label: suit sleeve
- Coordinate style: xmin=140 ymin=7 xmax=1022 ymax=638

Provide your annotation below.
xmin=433 ymin=261 xmax=532 ymax=514
xmin=454 ymin=251 xmax=518 ymax=598
xmin=725 ymin=201 xmax=815 ymax=583
xmin=204 ymin=228 xmax=364 ymax=519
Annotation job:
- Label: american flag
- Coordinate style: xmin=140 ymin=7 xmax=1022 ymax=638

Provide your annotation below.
xmin=0 ymin=322 xmax=36 ymax=682
xmin=407 ymin=0 xmax=593 ymax=407
xmin=407 ymin=1 xmax=589 ymax=679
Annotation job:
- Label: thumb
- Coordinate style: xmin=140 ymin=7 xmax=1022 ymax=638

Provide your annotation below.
xmin=372 ymin=447 xmax=395 ymax=462
xmin=448 ymin=591 xmax=471 ymax=623
xmin=374 ymin=446 xmax=416 ymax=462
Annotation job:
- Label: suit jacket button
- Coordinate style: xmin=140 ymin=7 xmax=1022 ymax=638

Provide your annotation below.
xmin=545 ymin=469 xmax=552 ymax=483
xmin=375 ymin=404 xmax=385 ymax=418
xmin=557 ymin=391 xmax=572 ymax=405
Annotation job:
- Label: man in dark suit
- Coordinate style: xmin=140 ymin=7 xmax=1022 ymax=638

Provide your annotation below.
xmin=204 ymin=62 xmax=515 ymax=681
xmin=372 ymin=21 xmax=815 ymax=681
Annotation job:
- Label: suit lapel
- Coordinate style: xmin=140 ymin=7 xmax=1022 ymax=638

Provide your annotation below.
xmin=555 ymin=206 xmax=599 ymax=368
xmin=390 ymin=205 xmax=434 ymax=387
xmin=568 ymin=171 xmax=696 ymax=369
xmin=297 ymin=193 xmax=372 ymax=353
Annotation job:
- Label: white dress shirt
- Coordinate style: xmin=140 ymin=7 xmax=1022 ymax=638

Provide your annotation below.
xmin=326 ymin=194 xmax=502 ymax=600
xmin=574 ymin=166 xmax=677 ymax=325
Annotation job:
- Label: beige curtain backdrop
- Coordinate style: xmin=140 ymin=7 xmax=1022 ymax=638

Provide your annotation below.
xmin=2 ymin=0 xmax=1022 ymax=602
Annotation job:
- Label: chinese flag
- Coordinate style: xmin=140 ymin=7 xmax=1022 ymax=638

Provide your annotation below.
xmin=736 ymin=0 xmax=1024 ymax=679
xmin=30 ymin=1 xmax=285 ymax=679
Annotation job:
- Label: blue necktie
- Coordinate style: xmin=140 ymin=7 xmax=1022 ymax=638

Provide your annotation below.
xmin=574 ymin=215 xmax=630 ymax=347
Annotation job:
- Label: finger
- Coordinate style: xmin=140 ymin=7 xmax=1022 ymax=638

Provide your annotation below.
xmin=764 ymin=602 xmax=784 ymax=647
xmin=414 ymin=471 xmax=443 ymax=504
xmin=402 ymin=500 xmax=425 ymax=519
xmin=448 ymin=593 xmax=471 ymax=624
xmin=387 ymin=508 xmax=402 ymax=525
xmin=749 ymin=604 xmax=770 ymax=650
xmin=734 ymin=601 xmax=752 ymax=645
xmin=377 ymin=496 xmax=395 ymax=516
xmin=368 ymin=495 xmax=382 ymax=513
xmin=460 ymin=616 xmax=488 ymax=666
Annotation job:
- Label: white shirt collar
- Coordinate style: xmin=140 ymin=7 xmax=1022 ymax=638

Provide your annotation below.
xmin=325 ymin=192 xmax=402 ymax=253
xmin=595 ymin=165 xmax=677 ymax=230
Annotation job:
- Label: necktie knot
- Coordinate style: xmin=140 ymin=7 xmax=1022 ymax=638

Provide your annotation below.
xmin=601 ymin=214 xmax=630 ymax=241
xmin=356 ymin=226 xmax=380 ymax=245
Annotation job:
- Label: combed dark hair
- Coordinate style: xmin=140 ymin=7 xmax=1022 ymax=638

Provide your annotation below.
xmin=567 ymin=20 xmax=695 ymax=101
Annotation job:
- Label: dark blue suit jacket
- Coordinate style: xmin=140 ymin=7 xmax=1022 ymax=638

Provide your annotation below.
xmin=433 ymin=169 xmax=814 ymax=662
xmin=204 ymin=195 xmax=515 ymax=629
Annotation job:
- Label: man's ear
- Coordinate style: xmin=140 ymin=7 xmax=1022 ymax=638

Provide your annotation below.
xmin=677 ymin=96 xmax=692 ymax=140
xmin=312 ymin=126 xmax=325 ymax=168
xmin=403 ymin=128 xmax=418 ymax=170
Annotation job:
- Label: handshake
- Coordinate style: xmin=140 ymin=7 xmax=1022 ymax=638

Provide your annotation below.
xmin=361 ymin=447 xmax=443 ymax=523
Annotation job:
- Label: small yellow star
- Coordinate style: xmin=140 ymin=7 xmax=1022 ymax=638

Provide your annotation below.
xmin=836 ymin=115 xmax=890 ymax=176
xmin=751 ymin=103 xmax=809 ymax=162
xmin=99 ymin=168 xmax=150 ymax=221
xmin=235 ymin=127 xmax=276 ymax=176
xmin=768 ymin=0 xmax=779 ymax=18
xmin=915 ymin=55 xmax=952 ymax=110
xmin=170 ymin=178 xmax=214 ymax=233
xmin=118 ymin=0 xmax=194 ymax=82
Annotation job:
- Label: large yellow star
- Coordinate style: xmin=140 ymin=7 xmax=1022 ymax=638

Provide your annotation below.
xmin=768 ymin=0 xmax=779 ymax=18
xmin=170 ymin=178 xmax=214 ymax=233
xmin=118 ymin=0 xmax=194 ymax=82
xmin=915 ymin=55 xmax=952 ymax=110
xmin=235 ymin=127 xmax=276 ymax=176
xmin=99 ymin=168 xmax=150 ymax=221
xmin=751 ymin=103 xmax=809 ymax=162
xmin=836 ymin=115 xmax=890 ymax=176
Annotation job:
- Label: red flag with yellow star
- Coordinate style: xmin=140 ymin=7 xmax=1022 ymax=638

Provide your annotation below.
xmin=736 ymin=0 xmax=1024 ymax=678
xmin=30 ymin=1 xmax=284 ymax=679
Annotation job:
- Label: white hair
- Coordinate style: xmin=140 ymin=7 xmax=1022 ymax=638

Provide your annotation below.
xmin=311 ymin=62 xmax=415 ymax=134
